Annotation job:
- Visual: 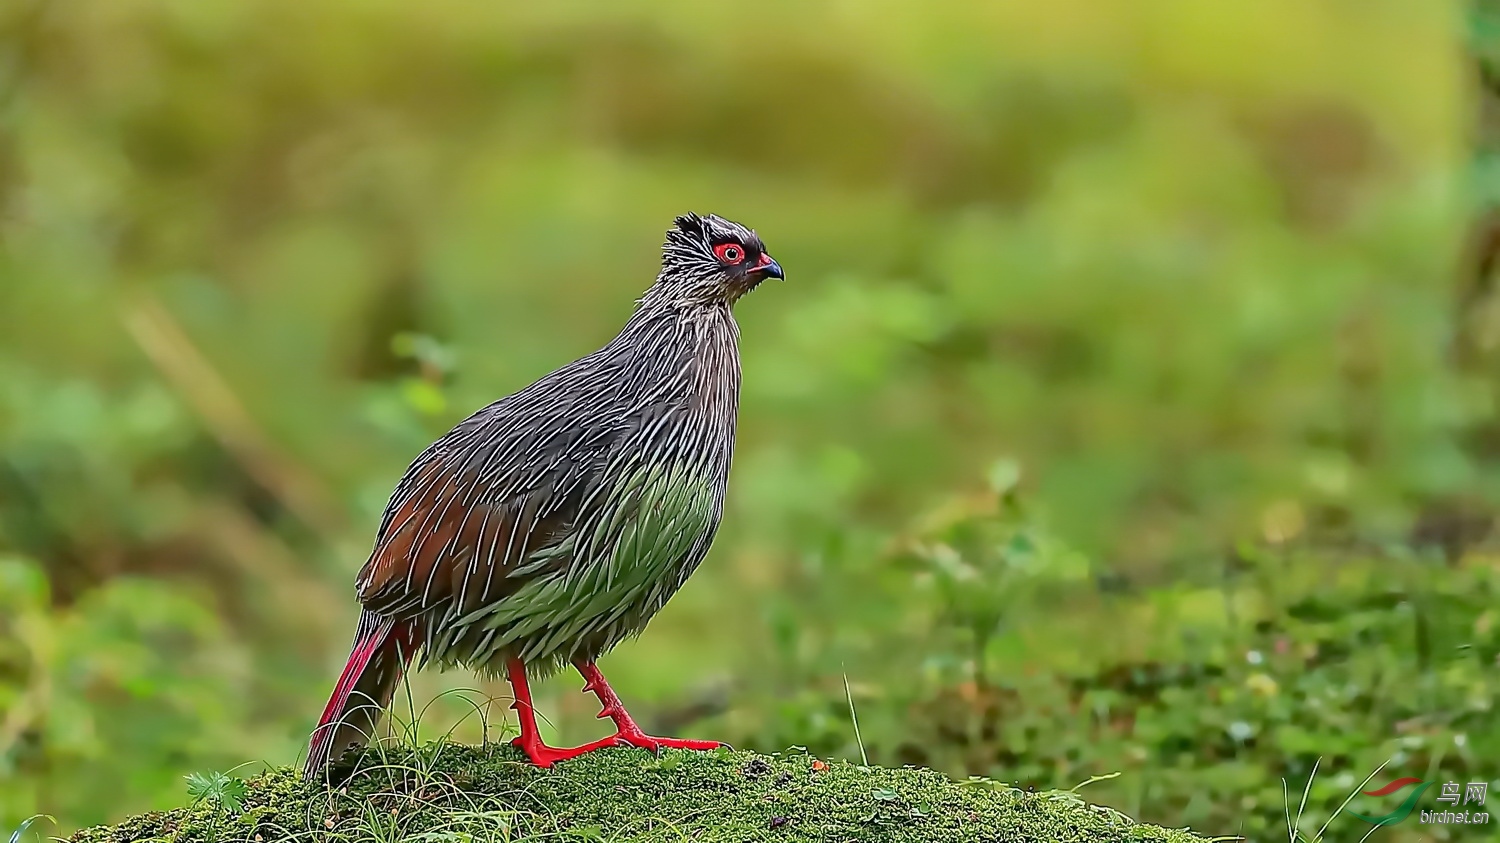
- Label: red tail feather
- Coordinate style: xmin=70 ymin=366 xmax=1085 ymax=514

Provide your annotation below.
xmin=304 ymin=612 xmax=417 ymax=780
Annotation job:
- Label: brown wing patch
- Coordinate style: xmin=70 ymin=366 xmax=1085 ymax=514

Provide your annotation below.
xmin=357 ymin=460 xmax=476 ymax=615
xmin=355 ymin=458 xmax=572 ymax=618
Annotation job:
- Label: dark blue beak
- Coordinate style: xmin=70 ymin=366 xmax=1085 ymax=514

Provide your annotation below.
xmin=754 ymin=252 xmax=785 ymax=281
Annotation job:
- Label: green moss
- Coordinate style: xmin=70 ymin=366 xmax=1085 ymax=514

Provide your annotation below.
xmin=69 ymin=745 xmax=1208 ymax=842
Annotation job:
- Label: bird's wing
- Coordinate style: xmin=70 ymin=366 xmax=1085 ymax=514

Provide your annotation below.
xmin=353 ymin=385 xmax=618 ymax=620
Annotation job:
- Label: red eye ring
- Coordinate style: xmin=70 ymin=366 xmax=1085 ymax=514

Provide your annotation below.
xmin=713 ymin=243 xmax=745 ymax=264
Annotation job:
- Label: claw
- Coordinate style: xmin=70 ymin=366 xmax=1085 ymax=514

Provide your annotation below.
xmin=510 ymin=733 xmax=625 ymax=768
xmin=612 ymin=727 xmax=723 ymax=754
xmin=564 ymin=661 xmax=723 ymax=763
xmin=508 ymin=726 xmax=721 ymax=767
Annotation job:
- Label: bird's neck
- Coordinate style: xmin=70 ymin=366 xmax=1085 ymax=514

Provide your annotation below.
xmin=622 ymin=291 xmax=737 ymax=339
xmin=613 ymin=295 xmax=740 ymax=412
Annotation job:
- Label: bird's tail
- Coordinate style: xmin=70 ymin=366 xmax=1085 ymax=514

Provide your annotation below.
xmin=303 ymin=611 xmax=418 ymax=781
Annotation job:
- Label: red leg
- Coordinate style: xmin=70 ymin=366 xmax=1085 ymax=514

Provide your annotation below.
xmin=506 ymin=658 xmax=622 ymax=767
xmin=577 ymin=661 xmax=723 ymax=752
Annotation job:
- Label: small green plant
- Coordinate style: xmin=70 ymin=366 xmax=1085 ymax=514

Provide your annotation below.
xmin=903 ymin=459 xmax=1090 ymax=688
xmin=186 ymin=770 xmax=249 ymax=814
xmin=390 ymin=332 xmax=459 ymax=418
xmin=1280 ymin=757 xmax=1395 ymax=843
xmin=843 ymin=670 xmax=869 ymax=766
xmin=186 ymin=769 xmax=249 ymax=839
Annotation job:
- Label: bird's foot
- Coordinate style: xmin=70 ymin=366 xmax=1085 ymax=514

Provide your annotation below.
xmin=610 ymin=725 xmax=723 ymax=753
xmin=510 ymin=733 xmax=627 ymax=768
xmin=509 ymin=730 xmax=719 ymax=767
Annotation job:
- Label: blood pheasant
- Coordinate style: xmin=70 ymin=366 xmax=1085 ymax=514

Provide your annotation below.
xmin=304 ymin=213 xmax=783 ymax=779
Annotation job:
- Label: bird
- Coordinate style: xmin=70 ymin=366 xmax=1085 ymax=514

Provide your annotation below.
xmin=304 ymin=212 xmax=784 ymax=780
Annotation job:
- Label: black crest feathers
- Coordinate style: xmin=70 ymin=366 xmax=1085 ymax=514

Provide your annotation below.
xmin=673 ymin=213 xmax=704 ymax=236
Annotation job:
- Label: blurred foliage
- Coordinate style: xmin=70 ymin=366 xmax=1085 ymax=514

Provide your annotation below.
xmin=0 ymin=0 xmax=1496 ymax=839
xmin=745 ymin=480 xmax=1500 ymax=841
xmin=0 ymin=556 xmax=266 ymax=826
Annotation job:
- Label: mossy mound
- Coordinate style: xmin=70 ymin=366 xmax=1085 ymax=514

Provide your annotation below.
xmin=71 ymin=745 xmax=1208 ymax=842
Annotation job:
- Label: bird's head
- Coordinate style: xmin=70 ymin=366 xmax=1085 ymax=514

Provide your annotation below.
xmin=653 ymin=212 xmax=784 ymax=305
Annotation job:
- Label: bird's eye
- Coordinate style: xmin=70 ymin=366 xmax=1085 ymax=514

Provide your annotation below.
xmin=713 ymin=243 xmax=745 ymax=264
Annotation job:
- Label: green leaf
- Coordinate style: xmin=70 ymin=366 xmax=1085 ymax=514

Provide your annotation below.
xmin=185 ymin=771 xmax=248 ymax=815
xmin=237 ymin=806 xmax=276 ymax=826
xmin=401 ymin=378 xmax=448 ymax=416
xmin=987 ymin=459 xmax=1023 ymax=496
xmin=654 ymin=753 xmax=683 ymax=772
xmin=185 ymin=771 xmax=224 ymax=804
xmin=219 ymin=778 xmax=249 ymax=814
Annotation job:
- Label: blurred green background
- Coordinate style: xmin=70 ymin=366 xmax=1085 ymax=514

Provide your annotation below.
xmin=3 ymin=0 xmax=1499 ymax=840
